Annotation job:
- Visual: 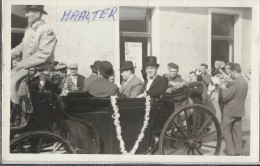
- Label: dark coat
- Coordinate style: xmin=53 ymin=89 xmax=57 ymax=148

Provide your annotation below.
xmin=143 ymin=75 xmax=169 ymax=97
xmin=83 ymin=74 xmax=99 ymax=92
xmin=163 ymin=74 xmax=184 ymax=82
xmin=221 ymin=76 xmax=248 ymax=117
xmin=190 ymin=81 xmax=204 ymax=104
xmin=68 ymin=74 xmax=86 ymax=91
xmin=86 ymin=77 xmax=119 ymax=97
xmin=120 ymin=75 xmax=143 ymax=98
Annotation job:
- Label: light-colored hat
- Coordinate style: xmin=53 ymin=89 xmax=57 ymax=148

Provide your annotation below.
xmin=68 ymin=64 xmax=78 ymax=69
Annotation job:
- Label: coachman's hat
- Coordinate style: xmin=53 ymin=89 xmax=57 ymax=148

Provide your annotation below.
xmin=145 ymin=56 xmax=159 ymax=67
xmin=119 ymin=61 xmax=136 ymax=71
xmin=24 ymin=5 xmax=48 ymax=15
xmin=90 ymin=61 xmax=101 ymax=74
xmin=99 ymin=61 xmax=114 ymax=78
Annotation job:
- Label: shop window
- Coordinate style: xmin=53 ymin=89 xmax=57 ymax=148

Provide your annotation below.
xmin=211 ymin=14 xmax=234 ymax=67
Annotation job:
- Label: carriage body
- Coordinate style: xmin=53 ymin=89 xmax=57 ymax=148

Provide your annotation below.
xmin=10 ymin=67 xmax=222 ymax=155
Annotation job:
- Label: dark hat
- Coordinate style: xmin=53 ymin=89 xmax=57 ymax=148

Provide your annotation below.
xmin=145 ymin=56 xmax=159 ymax=67
xmin=168 ymin=62 xmax=179 ymax=70
xmin=119 ymin=61 xmax=136 ymax=71
xmin=90 ymin=61 xmax=101 ymax=74
xmin=99 ymin=61 xmax=114 ymax=78
xmin=24 ymin=5 xmax=48 ymax=15
xmin=67 ymin=64 xmax=78 ymax=69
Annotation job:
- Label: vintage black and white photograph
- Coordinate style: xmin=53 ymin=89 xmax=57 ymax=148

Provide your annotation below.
xmin=2 ymin=0 xmax=259 ymax=164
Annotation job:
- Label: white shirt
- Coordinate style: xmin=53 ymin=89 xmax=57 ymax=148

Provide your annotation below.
xmin=71 ymin=75 xmax=77 ymax=86
xmin=146 ymin=74 xmax=158 ymax=91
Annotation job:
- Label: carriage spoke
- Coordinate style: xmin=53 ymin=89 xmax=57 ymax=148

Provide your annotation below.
xmin=52 ymin=143 xmax=62 ymax=154
xmin=196 ymin=130 xmax=217 ymax=141
xmin=36 ymin=137 xmax=43 ymax=153
xmin=191 ymin=110 xmax=198 ymax=137
xmin=194 ymin=146 xmax=203 ymax=155
xmin=171 ymin=121 xmax=188 ymax=139
xmin=165 ymin=136 xmax=187 ymax=143
xmin=196 ymin=116 xmax=212 ymax=137
xmin=192 ymin=148 xmax=195 ymax=155
xmin=201 ymin=144 xmax=217 ymax=149
xmin=181 ymin=145 xmax=188 ymax=155
xmin=184 ymin=110 xmax=191 ymax=136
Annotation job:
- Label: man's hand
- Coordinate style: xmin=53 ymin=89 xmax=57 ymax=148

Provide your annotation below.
xmin=137 ymin=92 xmax=146 ymax=98
xmin=11 ymin=62 xmax=23 ymax=74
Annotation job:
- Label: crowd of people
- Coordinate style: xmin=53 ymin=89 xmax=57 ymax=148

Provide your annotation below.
xmin=10 ymin=5 xmax=249 ymax=156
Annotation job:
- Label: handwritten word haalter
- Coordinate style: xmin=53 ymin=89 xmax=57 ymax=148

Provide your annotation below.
xmin=61 ymin=7 xmax=117 ymax=22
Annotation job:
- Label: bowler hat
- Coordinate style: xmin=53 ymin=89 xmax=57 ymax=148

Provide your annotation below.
xmin=119 ymin=61 xmax=136 ymax=71
xmin=145 ymin=56 xmax=159 ymax=67
xmin=68 ymin=64 xmax=78 ymax=69
xmin=99 ymin=61 xmax=114 ymax=78
xmin=24 ymin=5 xmax=48 ymax=15
xmin=90 ymin=61 xmax=101 ymax=74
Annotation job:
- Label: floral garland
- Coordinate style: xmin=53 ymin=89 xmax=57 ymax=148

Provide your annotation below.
xmin=111 ymin=95 xmax=151 ymax=155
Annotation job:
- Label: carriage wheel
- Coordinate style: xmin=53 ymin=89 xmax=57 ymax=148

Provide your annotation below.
xmin=10 ymin=131 xmax=74 ymax=154
xmin=159 ymin=104 xmax=222 ymax=155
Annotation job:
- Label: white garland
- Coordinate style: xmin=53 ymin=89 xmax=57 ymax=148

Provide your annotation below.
xmin=111 ymin=95 xmax=151 ymax=155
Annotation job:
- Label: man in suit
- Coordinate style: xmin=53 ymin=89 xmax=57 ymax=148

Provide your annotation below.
xmin=220 ymin=63 xmax=248 ymax=156
xmin=10 ymin=5 xmax=57 ymax=126
xmin=67 ymin=64 xmax=85 ymax=91
xmin=138 ymin=56 xmax=168 ymax=99
xmin=86 ymin=61 xmax=119 ymax=97
xmin=83 ymin=61 xmax=101 ymax=92
xmin=119 ymin=61 xmax=143 ymax=98
xmin=200 ymin=63 xmax=212 ymax=104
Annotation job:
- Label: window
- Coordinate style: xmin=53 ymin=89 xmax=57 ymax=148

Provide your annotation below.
xmin=11 ymin=5 xmax=27 ymax=48
xmin=211 ymin=14 xmax=235 ymax=67
xmin=119 ymin=7 xmax=151 ymax=81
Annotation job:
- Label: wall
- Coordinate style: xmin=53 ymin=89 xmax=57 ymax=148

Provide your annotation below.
xmin=44 ymin=5 xmax=119 ymax=78
xmin=159 ymin=7 xmax=208 ymax=78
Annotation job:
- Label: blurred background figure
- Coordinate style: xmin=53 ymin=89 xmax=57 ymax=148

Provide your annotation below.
xmin=67 ymin=64 xmax=85 ymax=91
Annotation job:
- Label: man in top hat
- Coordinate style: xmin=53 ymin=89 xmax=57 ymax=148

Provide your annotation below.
xmin=119 ymin=61 xmax=143 ymax=98
xmin=67 ymin=64 xmax=85 ymax=91
xmin=83 ymin=61 xmax=101 ymax=92
xmin=138 ymin=56 xmax=168 ymax=98
xmin=10 ymin=5 xmax=57 ymax=125
xmin=85 ymin=61 xmax=119 ymax=97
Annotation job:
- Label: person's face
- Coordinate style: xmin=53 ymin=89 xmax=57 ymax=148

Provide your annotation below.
xmin=25 ymin=10 xmax=40 ymax=26
xmin=189 ymin=73 xmax=197 ymax=82
xmin=168 ymin=68 xmax=178 ymax=78
xmin=121 ymin=70 xmax=131 ymax=81
xmin=70 ymin=68 xmax=78 ymax=76
xmin=230 ymin=70 xmax=236 ymax=79
xmin=109 ymin=76 xmax=115 ymax=83
xmin=200 ymin=65 xmax=207 ymax=74
xmin=225 ymin=65 xmax=231 ymax=74
xmin=145 ymin=66 xmax=158 ymax=78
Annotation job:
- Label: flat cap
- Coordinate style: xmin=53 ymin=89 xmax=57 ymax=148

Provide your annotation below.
xmin=68 ymin=64 xmax=78 ymax=69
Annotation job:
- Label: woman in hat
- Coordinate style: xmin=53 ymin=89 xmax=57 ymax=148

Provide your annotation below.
xmin=85 ymin=61 xmax=119 ymax=97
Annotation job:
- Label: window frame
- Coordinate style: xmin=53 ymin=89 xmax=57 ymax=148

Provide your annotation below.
xmin=208 ymin=8 xmax=242 ymax=69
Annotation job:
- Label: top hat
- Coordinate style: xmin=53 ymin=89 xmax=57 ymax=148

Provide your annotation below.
xmin=67 ymin=64 xmax=78 ymax=69
xmin=145 ymin=56 xmax=159 ymax=67
xmin=24 ymin=5 xmax=48 ymax=15
xmin=99 ymin=61 xmax=114 ymax=78
xmin=119 ymin=61 xmax=136 ymax=71
xmin=90 ymin=61 xmax=101 ymax=74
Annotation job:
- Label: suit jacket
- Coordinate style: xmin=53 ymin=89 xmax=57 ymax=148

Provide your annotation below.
xmin=83 ymin=74 xmax=99 ymax=92
xmin=120 ymin=75 xmax=143 ymax=98
xmin=68 ymin=74 xmax=85 ymax=91
xmin=86 ymin=77 xmax=119 ymax=97
xmin=221 ymin=76 xmax=248 ymax=117
xmin=143 ymin=75 xmax=169 ymax=97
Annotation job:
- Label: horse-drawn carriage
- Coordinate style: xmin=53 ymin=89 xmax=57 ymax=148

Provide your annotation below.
xmin=10 ymin=64 xmax=222 ymax=155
